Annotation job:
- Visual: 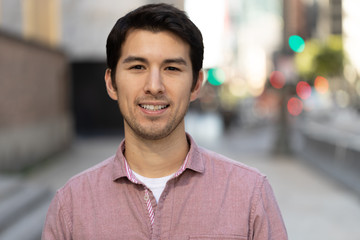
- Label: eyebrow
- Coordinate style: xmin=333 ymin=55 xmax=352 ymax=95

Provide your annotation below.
xmin=122 ymin=56 xmax=187 ymax=66
xmin=122 ymin=56 xmax=148 ymax=64
xmin=163 ymin=58 xmax=188 ymax=66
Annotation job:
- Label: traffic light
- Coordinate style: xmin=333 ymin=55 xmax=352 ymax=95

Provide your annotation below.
xmin=289 ymin=35 xmax=305 ymax=53
xmin=207 ymin=68 xmax=225 ymax=86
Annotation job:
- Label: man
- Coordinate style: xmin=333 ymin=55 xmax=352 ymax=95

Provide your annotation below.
xmin=42 ymin=3 xmax=287 ymax=240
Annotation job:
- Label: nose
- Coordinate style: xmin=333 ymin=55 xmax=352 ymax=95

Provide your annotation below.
xmin=144 ymin=68 xmax=165 ymax=95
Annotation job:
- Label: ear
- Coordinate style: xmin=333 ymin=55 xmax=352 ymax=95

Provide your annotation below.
xmin=104 ymin=68 xmax=118 ymax=100
xmin=190 ymin=70 xmax=204 ymax=102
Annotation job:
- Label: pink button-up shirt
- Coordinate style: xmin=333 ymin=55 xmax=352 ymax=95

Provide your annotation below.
xmin=42 ymin=134 xmax=287 ymax=240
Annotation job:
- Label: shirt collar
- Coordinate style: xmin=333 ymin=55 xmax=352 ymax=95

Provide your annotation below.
xmin=183 ymin=133 xmax=205 ymax=174
xmin=111 ymin=133 xmax=205 ymax=182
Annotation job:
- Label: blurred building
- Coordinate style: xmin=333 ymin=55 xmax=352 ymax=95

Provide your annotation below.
xmin=0 ymin=0 xmax=71 ymax=172
xmin=342 ymin=0 xmax=360 ymax=78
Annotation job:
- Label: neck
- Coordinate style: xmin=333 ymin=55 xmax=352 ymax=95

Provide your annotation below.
xmin=124 ymin=122 xmax=189 ymax=178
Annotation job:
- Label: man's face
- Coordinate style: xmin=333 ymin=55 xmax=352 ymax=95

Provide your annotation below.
xmin=105 ymin=29 xmax=202 ymax=140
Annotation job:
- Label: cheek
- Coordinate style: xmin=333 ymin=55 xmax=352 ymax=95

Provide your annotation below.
xmin=175 ymin=89 xmax=192 ymax=105
xmin=118 ymin=90 xmax=131 ymax=107
xmin=116 ymin=82 xmax=141 ymax=108
xmin=116 ymin=78 xmax=136 ymax=97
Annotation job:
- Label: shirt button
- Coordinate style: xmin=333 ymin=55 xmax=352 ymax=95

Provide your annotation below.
xmin=144 ymin=194 xmax=149 ymax=201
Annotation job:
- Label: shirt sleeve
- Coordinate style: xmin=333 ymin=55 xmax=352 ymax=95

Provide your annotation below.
xmin=250 ymin=177 xmax=288 ymax=240
xmin=42 ymin=192 xmax=72 ymax=240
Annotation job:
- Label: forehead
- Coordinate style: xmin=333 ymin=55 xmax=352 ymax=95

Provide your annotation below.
xmin=120 ymin=29 xmax=190 ymax=60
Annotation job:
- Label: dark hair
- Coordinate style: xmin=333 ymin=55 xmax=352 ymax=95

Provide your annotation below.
xmin=106 ymin=3 xmax=204 ymax=90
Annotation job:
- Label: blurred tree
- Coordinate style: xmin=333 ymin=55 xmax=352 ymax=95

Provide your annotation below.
xmin=295 ymin=35 xmax=344 ymax=84
xmin=294 ymin=35 xmax=360 ymax=110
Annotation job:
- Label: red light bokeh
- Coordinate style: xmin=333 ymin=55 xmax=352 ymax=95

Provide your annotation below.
xmin=287 ymin=97 xmax=303 ymax=116
xmin=296 ymin=81 xmax=312 ymax=100
xmin=269 ymin=71 xmax=286 ymax=89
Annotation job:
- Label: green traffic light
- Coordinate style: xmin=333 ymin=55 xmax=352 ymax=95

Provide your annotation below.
xmin=289 ymin=35 xmax=305 ymax=53
xmin=207 ymin=68 xmax=225 ymax=86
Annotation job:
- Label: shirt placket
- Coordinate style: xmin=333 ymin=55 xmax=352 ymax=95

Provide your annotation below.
xmin=144 ymin=188 xmax=155 ymax=225
xmin=123 ymin=154 xmax=190 ymax=229
xmin=124 ymin=158 xmax=156 ymax=228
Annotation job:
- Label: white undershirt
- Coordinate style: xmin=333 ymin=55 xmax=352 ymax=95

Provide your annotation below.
xmin=132 ymin=171 xmax=174 ymax=203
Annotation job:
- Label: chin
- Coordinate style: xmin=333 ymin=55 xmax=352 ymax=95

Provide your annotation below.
xmin=137 ymin=130 xmax=172 ymax=141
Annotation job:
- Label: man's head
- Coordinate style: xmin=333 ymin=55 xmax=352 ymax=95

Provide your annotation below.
xmin=106 ymin=3 xmax=204 ymax=91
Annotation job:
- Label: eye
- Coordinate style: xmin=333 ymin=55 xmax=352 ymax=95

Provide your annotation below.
xmin=130 ymin=65 xmax=145 ymax=70
xmin=165 ymin=66 xmax=180 ymax=71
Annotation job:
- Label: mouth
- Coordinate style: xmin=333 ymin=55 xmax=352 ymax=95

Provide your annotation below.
xmin=139 ymin=104 xmax=169 ymax=111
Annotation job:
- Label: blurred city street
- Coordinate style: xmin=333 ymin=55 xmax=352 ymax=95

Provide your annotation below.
xmin=16 ymin=113 xmax=360 ymax=240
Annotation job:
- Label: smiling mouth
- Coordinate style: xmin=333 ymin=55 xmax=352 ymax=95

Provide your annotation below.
xmin=140 ymin=104 xmax=169 ymax=111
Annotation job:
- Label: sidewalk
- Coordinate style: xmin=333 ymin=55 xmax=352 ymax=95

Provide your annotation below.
xmin=24 ymin=125 xmax=360 ymax=240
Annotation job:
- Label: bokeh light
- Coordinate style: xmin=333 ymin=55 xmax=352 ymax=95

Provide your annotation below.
xmin=242 ymin=45 xmax=267 ymax=96
xmin=287 ymin=97 xmax=303 ymax=116
xmin=269 ymin=71 xmax=286 ymax=89
xmin=314 ymin=76 xmax=329 ymax=94
xmin=296 ymin=81 xmax=312 ymax=99
xmin=207 ymin=68 xmax=226 ymax=86
xmin=185 ymin=0 xmax=226 ymax=68
xmin=289 ymin=35 xmax=305 ymax=52
xmin=229 ymin=78 xmax=248 ymax=98
xmin=344 ymin=64 xmax=357 ymax=84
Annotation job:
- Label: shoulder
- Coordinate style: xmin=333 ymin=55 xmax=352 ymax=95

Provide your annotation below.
xmin=199 ymin=146 xmax=264 ymax=176
xmin=186 ymin=133 xmax=265 ymax=183
xmin=57 ymin=155 xmax=115 ymax=196
xmin=196 ymin=146 xmax=266 ymax=188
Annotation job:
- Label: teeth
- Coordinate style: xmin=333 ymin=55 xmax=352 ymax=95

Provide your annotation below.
xmin=141 ymin=105 xmax=167 ymax=111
